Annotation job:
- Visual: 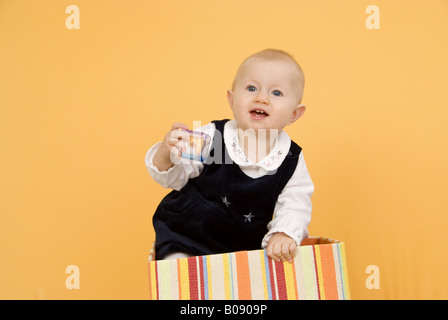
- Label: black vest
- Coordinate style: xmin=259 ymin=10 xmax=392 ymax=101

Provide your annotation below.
xmin=153 ymin=119 xmax=302 ymax=259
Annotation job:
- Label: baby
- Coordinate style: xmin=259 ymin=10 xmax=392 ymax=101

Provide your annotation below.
xmin=146 ymin=49 xmax=314 ymax=263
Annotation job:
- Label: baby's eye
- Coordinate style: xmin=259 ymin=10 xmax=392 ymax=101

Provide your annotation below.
xmin=272 ymin=90 xmax=283 ymax=97
xmin=247 ymin=85 xmax=257 ymax=92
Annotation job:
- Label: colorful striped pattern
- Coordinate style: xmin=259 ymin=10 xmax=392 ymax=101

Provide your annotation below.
xmin=148 ymin=237 xmax=350 ymax=300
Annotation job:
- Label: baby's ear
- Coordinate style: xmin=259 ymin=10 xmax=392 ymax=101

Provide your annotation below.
xmin=288 ymin=104 xmax=306 ymax=125
xmin=227 ymin=90 xmax=234 ymax=109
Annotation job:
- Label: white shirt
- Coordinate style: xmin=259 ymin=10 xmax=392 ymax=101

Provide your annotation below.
xmin=145 ymin=120 xmax=314 ymax=248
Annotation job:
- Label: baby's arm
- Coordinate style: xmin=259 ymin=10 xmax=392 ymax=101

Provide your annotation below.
xmin=263 ymin=152 xmax=314 ymax=262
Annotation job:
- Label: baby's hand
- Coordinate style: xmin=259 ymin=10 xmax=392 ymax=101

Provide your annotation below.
xmin=266 ymin=232 xmax=297 ymax=263
xmin=153 ymin=123 xmax=189 ymax=171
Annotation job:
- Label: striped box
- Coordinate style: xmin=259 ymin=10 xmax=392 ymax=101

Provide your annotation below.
xmin=147 ymin=237 xmax=350 ymax=300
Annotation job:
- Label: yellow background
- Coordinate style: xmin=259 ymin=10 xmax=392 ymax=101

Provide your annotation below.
xmin=1 ymin=0 xmax=447 ymax=299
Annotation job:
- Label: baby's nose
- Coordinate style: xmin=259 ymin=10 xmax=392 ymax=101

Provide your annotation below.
xmin=255 ymin=91 xmax=269 ymax=104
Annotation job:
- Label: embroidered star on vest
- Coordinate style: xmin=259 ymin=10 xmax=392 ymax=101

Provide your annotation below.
xmin=221 ymin=196 xmax=231 ymax=207
xmin=244 ymin=212 xmax=255 ymax=222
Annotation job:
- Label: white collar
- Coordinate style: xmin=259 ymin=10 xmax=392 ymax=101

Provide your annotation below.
xmin=223 ymin=119 xmax=292 ymax=171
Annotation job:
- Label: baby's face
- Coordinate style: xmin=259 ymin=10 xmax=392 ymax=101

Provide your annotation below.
xmin=227 ymin=58 xmax=305 ymax=133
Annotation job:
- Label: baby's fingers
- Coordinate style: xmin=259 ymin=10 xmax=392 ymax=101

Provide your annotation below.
xmin=165 ymin=126 xmax=190 ymax=160
xmin=266 ymin=242 xmax=280 ymax=262
xmin=282 ymin=241 xmax=297 ymax=263
xmin=171 ymin=123 xmax=188 ymax=131
xmin=268 ymin=242 xmax=287 ymax=262
xmin=169 ymin=129 xmax=190 ymax=146
xmin=267 ymin=241 xmax=296 ymax=263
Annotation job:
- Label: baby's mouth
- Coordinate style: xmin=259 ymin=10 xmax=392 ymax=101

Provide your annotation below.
xmin=250 ymin=109 xmax=269 ymax=118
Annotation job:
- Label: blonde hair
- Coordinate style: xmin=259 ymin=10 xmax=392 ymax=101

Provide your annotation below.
xmin=231 ymin=49 xmax=305 ymax=96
